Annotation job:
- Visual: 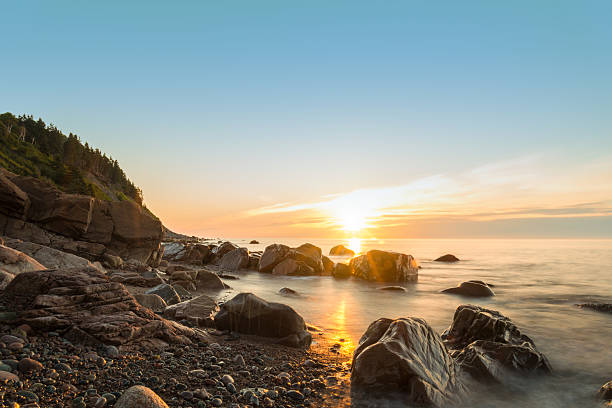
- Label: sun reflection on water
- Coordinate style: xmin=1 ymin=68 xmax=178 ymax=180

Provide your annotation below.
xmin=330 ymin=297 xmax=355 ymax=355
xmin=347 ymin=237 xmax=362 ymax=255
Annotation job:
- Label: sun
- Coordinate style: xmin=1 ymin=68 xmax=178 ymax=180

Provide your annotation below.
xmin=338 ymin=209 xmax=368 ymax=232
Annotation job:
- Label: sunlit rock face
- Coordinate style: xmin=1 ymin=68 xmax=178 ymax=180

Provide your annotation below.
xmin=329 ymin=244 xmax=355 ymax=257
xmin=258 ymin=243 xmax=326 ymax=276
xmin=351 ymin=317 xmax=467 ymax=407
xmin=349 ymin=250 xmax=418 ymax=282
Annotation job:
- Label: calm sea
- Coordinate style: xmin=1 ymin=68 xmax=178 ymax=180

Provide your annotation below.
xmin=217 ymin=238 xmax=612 ymax=407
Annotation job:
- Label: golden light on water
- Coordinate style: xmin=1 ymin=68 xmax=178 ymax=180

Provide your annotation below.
xmin=347 ymin=237 xmax=362 ymax=255
xmin=331 ymin=297 xmax=355 ymax=355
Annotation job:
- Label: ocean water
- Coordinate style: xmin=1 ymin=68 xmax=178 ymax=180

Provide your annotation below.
xmin=217 ymin=238 xmax=612 ymax=407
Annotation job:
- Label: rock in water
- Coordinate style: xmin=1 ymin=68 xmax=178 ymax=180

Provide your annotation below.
xmin=219 ymin=247 xmax=249 ymax=271
xmin=576 ymin=303 xmax=612 ymax=314
xmin=442 ymin=281 xmax=495 ymax=297
xmin=195 ymin=269 xmax=226 ymax=290
xmin=115 ymin=385 xmax=169 ymax=408
xmin=321 ymin=255 xmax=334 ymax=275
xmin=4 ymin=267 xmax=207 ymax=349
xmin=599 ymin=380 xmax=612 ymax=402
xmin=378 ymin=286 xmax=407 ymax=292
xmin=249 ymin=240 xmax=259 ymax=244
xmin=279 ymin=287 xmax=299 ymax=297
xmin=259 ymin=244 xmax=292 ymax=272
xmin=332 ymin=263 xmax=352 ymax=279
xmin=214 ymin=293 xmax=311 ymax=348
xmin=351 ymin=317 xmax=467 ymax=407
xmin=349 ymin=250 xmax=418 ymax=282
xmin=434 ymin=254 xmax=460 ymax=262
xmin=272 ymin=258 xmax=315 ymax=276
xmin=442 ymin=305 xmax=551 ymax=381
xmin=329 ymin=245 xmax=355 ymax=257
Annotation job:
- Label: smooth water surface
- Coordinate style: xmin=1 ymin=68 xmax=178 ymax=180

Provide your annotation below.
xmin=217 ymin=238 xmax=612 ymax=407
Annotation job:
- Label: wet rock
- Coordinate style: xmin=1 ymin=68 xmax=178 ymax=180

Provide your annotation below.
xmin=321 ymin=255 xmax=334 ymax=275
xmin=351 ymin=317 xmax=466 ymax=407
xmin=329 ymin=245 xmax=355 ymax=257
xmin=279 ymin=287 xmax=299 ymax=297
xmin=145 ymin=283 xmax=181 ymax=306
xmin=195 ymin=269 xmax=226 ymax=290
xmin=272 ymin=258 xmax=315 ymax=276
xmin=259 ymin=244 xmax=292 ymax=273
xmin=435 ymin=254 xmax=460 ymax=263
xmin=349 ymin=250 xmax=418 ymax=282
xmin=332 ymin=263 xmax=352 ymax=279
xmin=378 ymin=286 xmax=407 ymax=292
xmin=134 ymin=293 xmax=168 ymax=313
xmin=576 ymin=303 xmax=612 ymax=314
xmin=219 ymin=247 xmax=250 ymax=271
xmin=293 ymin=243 xmax=325 ymax=274
xmin=250 ymin=240 xmax=259 ymax=244
xmin=442 ymin=281 xmax=495 ymax=297
xmin=599 ymin=380 xmax=612 ymax=402
xmin=214 ymin=293 xmax=312 ymax=348
xmin=115 ymin=385 xmax=169 ymax=408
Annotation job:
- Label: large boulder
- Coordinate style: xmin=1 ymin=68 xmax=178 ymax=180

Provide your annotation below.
xmin=0 ymin=171 xmax=30 ymax=219
xmin=321 ymin=255 xmax=334 ymax=275
xmin=134 ymin=294 xmax=167 ymax=313
xmin=272 ymin=258 xmax=315 ymax=276
xmin=329 ymin=244 xmax=355 ymax=257
xmin=195 ymin=269 xmax=226 ymax=290
xmin=599 ymin=380 xmax=612 ymax=403
xmin=214 ymin=293 xmax=311 ymax=348
xmin=219 ymin=247 xmax=249 ymax=271
xmin=332 ymin=263 xmax=352 ymax=279
xmin=163 ymin=294 xmax=218 ymax=326
xmin=213 ymin=241 xmax=239 ymax=260
xmin=349 ymin=250 xmax=418 ymax=282
xmin=293 ymin=243 xmax=324 ymax=274
xmin=3 ymin=267 xmax=207 ymax=349
xmin=442 ymin=305 xmax=551 ymax=381
xmin=259 ymin=244 xmax=292 ymax=273
xmin=174 ymin=243 xmax=211 ymax=264
xmin=115 ymin=385 xmax=169 ymax=408
xmin=442 ymin=281 xmax=495 ymax=297
xmin=351 ymin=317 xmax=466 ymax=407
xmin=145 ymin=284 xmax=181 ymax=306
xmin=0 ymin=244 xmax=46 ymax=290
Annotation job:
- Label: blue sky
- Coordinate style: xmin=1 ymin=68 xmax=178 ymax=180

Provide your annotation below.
xmin=2 ymin=1 xmax=611 ymax=237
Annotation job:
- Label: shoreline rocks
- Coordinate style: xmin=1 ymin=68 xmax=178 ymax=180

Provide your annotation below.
xmin=349 ymin=250 xmax=418 ymax=282
xmin=329 ymin=245 xmax=355 ymax=257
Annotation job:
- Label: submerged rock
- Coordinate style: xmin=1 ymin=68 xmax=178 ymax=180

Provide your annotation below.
xmin=442 ymin=281 xmax=495 ymax=297
xmin=435 ymin=254 xmax=460 ymax=262
xmin=214 ymin=293 xmax=311 ymax=348
xmin=351 ymin=317 xmax=466 ymax=407
xmin=378 ymin=286 xmax=407 ymax=292
xmin=279 ymin=287 xmax=299 ymax=297
xmin=349 ymin=250 xmax=418 ymax=282
xmin=329 ymin=245 xmax=355 ymax=257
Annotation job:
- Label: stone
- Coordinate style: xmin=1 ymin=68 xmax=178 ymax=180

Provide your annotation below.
xmin=134 ymin=294 xmax=168 ymax=313
xmin=163 ymin=294 xmax=219 ymax=325
xmin=0 ymin=370 xmax=20 ymax=382
xmin=321 ymin=255 xmax=334 ymax=275
xmin=0 ymin=243 xmax=46 ymax=281
xmin=103 ymin=253 xmax=123 ymax=269
xmin=213 ymin=241 xmax=239 ymax=260
xmin=378 ymin=286 xmax=407 ymax=292
xmin=279 ymin=287 xmax=299 ymax=297
xmin=435 ymin=254 xmax=460 ymax=263
xmin=349 ymin=250 xmax=418 ymax=282
xmin=599 ymin=380 xmax=612 ymax=402
xmin=249 ymin=240 xmax=259 ymax=244
xmin=4 ymin=267 xmax=208 ymax=349
xmin=18 ymin=358 xmax=43 ymax=373
xmin=115 ymin=385 xmax=169 ymax=408
xmin=329 ymin=245 xmax=355 ymax=257
xmin=332 ymin=263 xmax=352 ymax=279
xmin=214 ymin=293 xmax=312 ymax=348
xmin=351 ymin=317 xmax=466 ymax=407
xmin=259 ymin=244 xmax=292 ymax=273
xmin=293 ymin=243 xmax=324 ymax=274
xmin=442 ymin=281 xmax=495 ymax=297
xmin=195 ymin=269 xmax=226 ymax=290
xmin=272 ymin=258 xmax=315 ymax=276
xmin=576 ymin=303 xmax=612 ymax=314
xmin=145 ymin=284 xmax=181 ymax=306
xmin=0 ymin=171 xmax=30 ymax=219
xmin=219 ymin=247 xmax=249 ymax=271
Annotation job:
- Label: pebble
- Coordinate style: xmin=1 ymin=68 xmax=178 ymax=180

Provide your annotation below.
xmin=287 ymin=389 xmax=305 ymax=400
xmin=18 ymin=358 xmax=43 ymax=373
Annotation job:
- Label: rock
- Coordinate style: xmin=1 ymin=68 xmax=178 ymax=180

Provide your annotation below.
xmin=2 ymin=238 xmax=105 ymax=274
xmin=249 ymin=240 xmax=259 ymax=244
xmin=0 ymin=370 xmax=19 ymax=382
xmin=378 ymin=286 xmax=407 ymax=292
xmin=0 ymin=243 xmax=46 ymax=281
xmin=272 ymin=258 xmax=315 ymax=276
xmin=258 ymin=244 xmax=292 ymax=273
xmin=279 ymin=287 xmax=299 ymax=297
xmin=174 ymin=244 xmax=211 ymax=264
xmin=214 ymin=293 xmax=312 ymax=348
xmin=115 ymin=385 xmax=169 ymax=408
xmin=213 ymin=241 xmax=239 ymax=260
xmin=332 ymin=263 xmax=352 ymax=279
xmin=18 ymin=358 xmax=43 ymax=373
xmin=321 ymin=256 xmax=334 ymax=275
xmin=134 ymin=294 xmax=168 ymax=313
xmin=163 ymin=294 xmax=219 ymax=326
xmin=442 ymin=281 xmax=495 ymax=297
xmin=599 ymin=380 xmax=612 ymax=402
xmin=103 ymin=253 xmax=123 ymax=269
xmin=195 ymin=269 xmax=226 ymax=290
xmin=435 ymin=254 xmax=460 ymax=263
xmin=329 ymin=245 xmax=355 ymax=257
xmin=219 ymin=247 xmax=249 ymax=271
xmin=293 ymin=243 xmax=325 ymax=274
xmin=351 ymin=317 xmax=466 ymax=407
xmin=349 ymin=250 xmax=418 ymax=282
xmin=442 ymin=305 xmax=551 ymax=380
xmin=576 ymin=303 xmax=612 ymax=314
xmin=145 ymin=284 xmax=181 ymax=306
xmin=3 ymin=266 xmax=208 ymax=349
xmin=0 ymin=171 xmax=30 ymax=219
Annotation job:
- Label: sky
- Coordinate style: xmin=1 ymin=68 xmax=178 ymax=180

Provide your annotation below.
xmin=2 ymin=1 xmax=611 ymax=238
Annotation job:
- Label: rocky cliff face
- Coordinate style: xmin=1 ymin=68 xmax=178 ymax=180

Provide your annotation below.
xmin=0 ymin=168 xmax=163 ymax=266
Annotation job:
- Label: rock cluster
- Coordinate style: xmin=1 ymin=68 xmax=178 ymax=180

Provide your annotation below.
xmin=349 ymin=250 xmax=418 ymax=282
xmin=351 ymin=304 xmax=551 ymax=407
xmin=0 ymin=168 xmax=163 ymax=266
xmin=258 ymin=243 xmax=327 ymax=276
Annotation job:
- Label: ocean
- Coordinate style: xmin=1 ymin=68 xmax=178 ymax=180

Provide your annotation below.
xmin=217 ymin=238 xmax=612 ymax=407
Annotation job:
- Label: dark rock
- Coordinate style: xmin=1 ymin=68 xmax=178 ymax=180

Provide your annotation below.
xmin=378 ymin=286 xmax=407 ymax=292
xmin=163 ymin=294 xmax=219 ymax=326
xmin=134 ymin=293 xmax=168 ymax=313
xmin=599 ymin=380 xmax=612 ymax=402
xmin=219 ymin=247 xmax=249 ymax=271
xmin=329 ymin=245 xmax=355 ymax=257
xmin=145 ymin=284 xmax=181 ymax=306
xmin=576 ymin=303 xmax=612 ymax=314
xmin=214 ymin=293 xmax=312 ymax=348
xmin=258 ymin=244 xmax=292 ymax=273
xmin=321 ymin=255 xmax=334 ymax=275
xmin=442 ymin=281 xmax=495 ymax=297
xmin=332 ymin=263 xmax=352 ymax=279
xmin=0 ymin=171 xmax=30 ymax=219
xmin=349 ymin=250 xmax=418 ymax=282
xmin=272 ymin=258 xmax=315 ymax=276
xmin=435 ymin=254 xmax=460 ymax=263
xmin=195 ymin=269 xmax=226 ymax=290
xmin=351 ymin=317 xmax=466 ymax=407
xmin=249 ymin=240 xmax=259 ymax=244
xmin=279 ymin=287 xmax=299 ymax=297
xmin=293 ymin=243 xmax=325 ymax=274
xmin=18 ymin=358 xmax=43 ymax=373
